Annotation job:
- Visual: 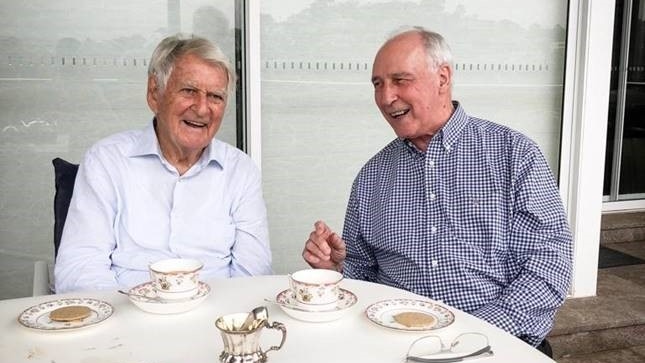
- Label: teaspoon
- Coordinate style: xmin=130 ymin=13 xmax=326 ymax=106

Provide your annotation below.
xmin=263 ymin=298 xmax=318 ymax=312
xmin=118 ymin=290 xmax=163 ymax=302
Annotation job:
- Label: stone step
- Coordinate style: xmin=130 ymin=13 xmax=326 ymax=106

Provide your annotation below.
xmin=556 ymin=345 xmax=645 ymax=363
xmin=550 ymin=325 xmax=645 ymax=359
xmin=548 ymin=265 xmax=645 ymax=359
xmin=602 ymin=240 xmax=645 ymax=262
xmin=601 ymin=211 xmax=645 ymax=244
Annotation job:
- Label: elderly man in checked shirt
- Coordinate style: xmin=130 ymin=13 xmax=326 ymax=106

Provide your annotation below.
xmin=302 ymin=27 xmax=572 ymax=356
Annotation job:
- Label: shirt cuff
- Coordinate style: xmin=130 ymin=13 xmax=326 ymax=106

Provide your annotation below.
xmin=471 ymin=303 xmax=521 ymax=338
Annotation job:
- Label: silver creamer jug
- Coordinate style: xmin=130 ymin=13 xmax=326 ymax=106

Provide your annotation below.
xmin=215 ymin=307 xmax=286 ymax=363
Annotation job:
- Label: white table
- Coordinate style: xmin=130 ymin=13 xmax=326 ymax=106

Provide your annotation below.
xmin=0 ymin=275 xmax=555 ymax=363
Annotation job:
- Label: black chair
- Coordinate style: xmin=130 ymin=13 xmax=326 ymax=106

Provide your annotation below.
xmin=33 ymin=158 xmax=79 ymax=295
xmin=52 ymin=157 xmax=79 ymax=258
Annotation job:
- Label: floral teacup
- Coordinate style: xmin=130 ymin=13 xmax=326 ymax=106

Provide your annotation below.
xmin=289 ymin=269 xmax=343 ymax=311
xmin=149 ymin=258 xmax=203 ymax=300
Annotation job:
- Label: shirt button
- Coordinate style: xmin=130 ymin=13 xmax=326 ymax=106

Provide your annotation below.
xmin=431 ymin=226 xmax=438 ymax=234
xmin=428 ymin=159 xmax=435 ymax=167
xmin=431 ymin=260 xmax=438 ymax=267
xmin=429 ymin=193 xmax=436 ymax=200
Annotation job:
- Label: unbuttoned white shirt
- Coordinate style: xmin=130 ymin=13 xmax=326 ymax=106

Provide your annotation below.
xmin=55 ymin=121 xmax=272 ymax=293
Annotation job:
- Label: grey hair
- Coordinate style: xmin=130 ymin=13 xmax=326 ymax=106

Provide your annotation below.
xmin=148 ymin=33 xmax=236 ymax=102
xmin=387 ymin=26 xmax=453 ymax=70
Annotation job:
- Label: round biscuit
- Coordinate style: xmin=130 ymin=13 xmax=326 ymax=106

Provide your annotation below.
xmin=49 ymin=305 xmax=92 ymax=322
xmin=393 ymin=311 xmax=436 ymax=328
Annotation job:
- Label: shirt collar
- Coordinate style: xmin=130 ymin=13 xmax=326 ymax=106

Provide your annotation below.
xmin=202 ymin=139 xmax=224 ymax=169
xmin=128 ymin=120 xmax=160 ymax=158
xmin=128 ymin=118 xmax=224 ymax=169
xmin=438 ymin=101 xmax=469 ymax=152
xmin=400 ymin=101 xmax=469 ymax=154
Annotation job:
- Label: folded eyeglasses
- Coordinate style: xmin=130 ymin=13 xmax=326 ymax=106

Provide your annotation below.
xmin=406 ymin=332 xmax=494 ymax=363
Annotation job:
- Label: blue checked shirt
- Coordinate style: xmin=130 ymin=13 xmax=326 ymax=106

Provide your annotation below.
xmin=342 ymin=102 xmax=573 ymax=346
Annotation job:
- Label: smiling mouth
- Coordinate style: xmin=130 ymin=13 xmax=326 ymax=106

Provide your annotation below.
xmin=389 ymin=109 xmax=410 ymax=119
xmin=183 ymin=120 xmax=207 ymax=128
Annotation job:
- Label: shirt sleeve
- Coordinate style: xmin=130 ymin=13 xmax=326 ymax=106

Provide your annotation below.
xmin=342 ymin=178 xmax=379 ymax=282
xmin=54 ymin=149 xmax=119 ymax=293
xmin=228 ymin=161 xmax=272 ymax=277
xmin=471 ymin=142 xmax=573 ymax=346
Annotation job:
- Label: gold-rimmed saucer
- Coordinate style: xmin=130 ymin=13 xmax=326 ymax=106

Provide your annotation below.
xmin=365 ymin=299 xmax=455 ymax=331
xmin=18 ymin=298 xmax=113 ymax=331
xmin=126 ymin=281 xmax=210 ymax=314
xmin=274 ymin=288 xmax=357 ymax=322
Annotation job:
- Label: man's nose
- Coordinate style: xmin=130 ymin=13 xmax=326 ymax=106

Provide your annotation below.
xmin=379 ymin=84 xmax=397 ymax=105
xmin=192 ymin=92 xmax=210 ymax=115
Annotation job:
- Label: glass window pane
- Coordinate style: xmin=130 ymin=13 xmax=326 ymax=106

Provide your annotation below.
xmin=0 ymin=1 xmax=237 ymax=299
xmin=260 ymin=0 xmax=568 ymax=273
xmin=619 ymin=0 xmax=645 ymax=199
xmin=604 ymin=0 xmax=645 ymax=200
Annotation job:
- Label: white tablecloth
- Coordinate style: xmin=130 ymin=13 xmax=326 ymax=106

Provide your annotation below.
xmin=0 ymin=275 xmax=555 ymax=363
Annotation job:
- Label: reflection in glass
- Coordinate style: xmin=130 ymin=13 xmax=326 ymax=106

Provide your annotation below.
xmin=605 ymin=0 xmax=645 ymax=200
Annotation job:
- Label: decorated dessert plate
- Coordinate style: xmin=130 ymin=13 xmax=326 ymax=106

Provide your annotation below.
xmin=275 ymin=288 xmax=357 ymax=323
xmin=18 ymin=298 xmax=113 ymax=331
xmin=126 ymin=281 xmax=210 ymax=314
xmin=365 ymin=299 xmax=455 ymax=331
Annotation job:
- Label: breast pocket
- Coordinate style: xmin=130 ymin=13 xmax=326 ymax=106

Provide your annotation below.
xmin=450 ymin=184 xmax=507 ymax=255
xmin=119 ymin=196 xmax=169 ymax=249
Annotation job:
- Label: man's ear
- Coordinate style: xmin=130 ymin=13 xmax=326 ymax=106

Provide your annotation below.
xmin=438 ymin=64 xmax=452 ymax=92
xmin=146 ymin=76 xmax=160 ymax=113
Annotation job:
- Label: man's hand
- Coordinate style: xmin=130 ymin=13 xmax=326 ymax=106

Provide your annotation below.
xmin=302 ymin=220 xmax=347 ymax=272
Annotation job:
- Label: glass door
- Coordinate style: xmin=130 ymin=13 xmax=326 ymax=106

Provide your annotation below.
xmin=604 ymin=0 xmax=645 ymax=203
